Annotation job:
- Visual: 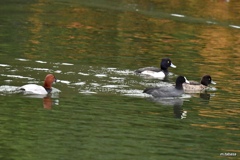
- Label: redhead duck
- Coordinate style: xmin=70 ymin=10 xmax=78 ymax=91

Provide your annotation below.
xmin=183 ymin=75 xmax=216 ymax=93
xmin=19 ymin=74 xmax=57 ymax=95
xmin=143 ymin=76 xmax=189 ymax=97
xmin=135 ymin=58 xmax=176 ymax=79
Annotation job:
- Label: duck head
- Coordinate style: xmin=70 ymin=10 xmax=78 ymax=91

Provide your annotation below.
xmin=160 ymin=58 xmax=176 ymax=71
xmin=201 ymin=75 xmax=216 ymax=86
xmin=44 ymin=74 xmax=57 ymax=90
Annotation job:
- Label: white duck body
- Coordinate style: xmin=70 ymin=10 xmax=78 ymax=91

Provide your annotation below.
xmin=141 ymin=70 xmax=165 ymax=79
xmin=20 ymin=84 xmax=48 ymax=95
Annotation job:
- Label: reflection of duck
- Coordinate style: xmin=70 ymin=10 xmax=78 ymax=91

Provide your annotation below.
xmin=43 ymin=96 xmax=53 ymax=109
xmin=149 ymin=97 xmax=187 ymax=119
xmin=183 ymin=75 xmax=216 ymax=93
xmin=150 ymin=97 xmax=183 ymax=106
xmin=19 ymin=74 xmax=57 ymax=95
xmin=173 ymin=105 xmax=187 ymax=119
xmin=200 ymin=93 xmax=211 ymax=100
xmin=135 ymin=58 xmax=176 ymax=79
xmin=143 ymin=76 xmax=189 ymax=97
xmin=43 ymin=96 xmax=59 ymax=109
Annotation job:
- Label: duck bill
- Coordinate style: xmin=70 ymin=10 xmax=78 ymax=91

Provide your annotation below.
xmin=170 ymin=63 xmax=176 ymax=68
xmin=211 ymin=80 xmax=216 ymax=85
xmin=184 ymin=77 xmax=190 ymax=84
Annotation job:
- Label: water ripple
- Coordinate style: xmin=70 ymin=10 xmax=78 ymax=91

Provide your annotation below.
xmin=0 ymin=74 xmax=35 ymax=80
xmin=0 ymin=64 xmax=10 ymax=67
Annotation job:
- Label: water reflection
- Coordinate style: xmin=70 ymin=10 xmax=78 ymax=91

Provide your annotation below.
xmin=199 ymin=93 xmax=211 ymax=101
xmin=148 ymin=97 xmax=187 ymax=119
xmin=22 ymin=94 xmax=59 ymax=109
xmin=43 ymin=96 xmax=59 ymax=110
xmin=187 ymin=92 xmax=215 ymax=101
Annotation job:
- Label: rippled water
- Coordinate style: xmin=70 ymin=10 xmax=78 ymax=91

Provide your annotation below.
xmin=0 ymin=0 xmax=240 ymax=159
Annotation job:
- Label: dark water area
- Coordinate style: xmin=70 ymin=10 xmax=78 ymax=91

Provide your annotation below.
xmin=0 ymin=0 xmax=239 ymax=159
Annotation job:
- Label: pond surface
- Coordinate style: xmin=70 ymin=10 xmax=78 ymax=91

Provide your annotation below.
xmin=0 ymin=0 xmax=240 ymax=159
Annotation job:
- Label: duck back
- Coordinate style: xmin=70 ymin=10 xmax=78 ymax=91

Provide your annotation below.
xmin=143 ymin=86 xmax=184 ymax=97
xmin=20 ymin=84 xmax=48 ymax=95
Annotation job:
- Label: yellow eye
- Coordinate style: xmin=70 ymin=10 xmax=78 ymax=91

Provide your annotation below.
xmin=168 ymin=61 xmax=170 ymax=63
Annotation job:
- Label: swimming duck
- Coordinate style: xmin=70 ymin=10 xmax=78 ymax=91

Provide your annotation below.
xmin=183 ymin=75 xmax=216 ymax=93
xmin=19 ymin=74 xmax=57 ymax=95
xmin=135 ymin=58 xmax=176 ymax=78
xmin=143 ymin=76 xmax=189 ymax=97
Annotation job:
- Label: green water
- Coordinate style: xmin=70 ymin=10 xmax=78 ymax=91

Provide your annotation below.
xmin=0 ymin=0 xmax=239 ymax=159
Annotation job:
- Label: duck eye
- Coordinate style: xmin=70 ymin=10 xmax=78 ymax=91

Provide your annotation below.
xmin=167 ymin=61 xmax=170 ymax=63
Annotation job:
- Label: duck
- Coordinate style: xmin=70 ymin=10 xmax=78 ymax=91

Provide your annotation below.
xmin=135 ymin=58 xmax=176 ymax=79
xmin=143 ymin=76 xmax=189 ymax=97
xmin=19 ymin=74 xmax=57 ymax=95
xmin=183 ymin=75 xmax=216 ymax=93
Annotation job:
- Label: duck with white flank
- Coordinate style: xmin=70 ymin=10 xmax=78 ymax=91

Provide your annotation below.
xmin=135 ymin=58 xmax=176 ymax=79
xmin=19 ymin=74 xmax=57 ymax=95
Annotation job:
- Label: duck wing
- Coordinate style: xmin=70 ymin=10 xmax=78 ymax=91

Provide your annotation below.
xmin=143 ymin=86 xmax=183 ymax=97
xmin=135 ymin=67 xmax=161 ymax=73
xmin=188 ymin=80 xmax=201 ymax=85
xmin=183 ymin=81 xmax=207 ymax=93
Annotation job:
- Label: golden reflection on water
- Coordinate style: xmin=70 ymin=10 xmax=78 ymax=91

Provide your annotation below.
xmin=202 ymin=1 xmax=231 ymax=20
xmin=151 ymin=0 xmax=240 ymax=21
xmin=200 ymin=108 xmax=240 ymax=119
xmin=25 ymin=1 xmax=46 ymax=58
xmin=191 ymin=107 xmax=239 ymax=131
xmin=21 ymin=0 xmax=240 ymax=93
xmin=197 ymin=25 xmax=240 ymax=96
xmin=222 ymin=149 xmax=240 ymax=153
xmin=20 ymin=0 xmax=240 ymax=102
xmin=191 ymin=123 xmax=238 ymax=131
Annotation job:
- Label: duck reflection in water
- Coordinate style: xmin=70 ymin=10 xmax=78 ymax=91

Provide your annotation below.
xmin=185 ymin=92 xmax=213 ymax=102
xmin=149 ymin=97 xmax=187 ymax=119
xmin=20 ymin=94 xmax=59 ymax=109
xmin=200 ymin=93 xmax=211 ymax=100
xmin=43 ymin=96 xmax=59 ymax=109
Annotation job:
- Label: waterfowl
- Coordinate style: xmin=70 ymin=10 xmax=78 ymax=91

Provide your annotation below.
xmin=19 ymin=74 xmax=57 ymax=95
xmin=183 ymin=75 xmax=216 ymax=93
xmin=143 ymin=76 xmax=189 ymax=97
xmin=135 ymin=58 xmax=176 ymax=78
